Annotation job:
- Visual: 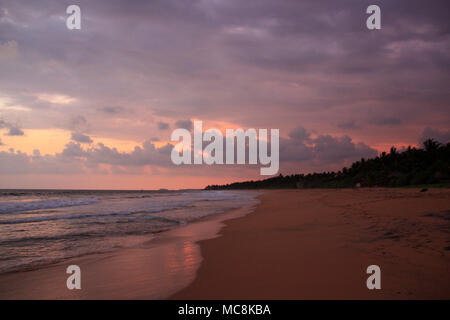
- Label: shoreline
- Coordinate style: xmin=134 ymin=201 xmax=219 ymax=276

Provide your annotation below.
xmin=171 ymin=188 xmax=450 ymax=299
xmin=0 ymin=191 xmax=259 ymax=299
xmin=1 ymin=188 xmax=449 ymax=299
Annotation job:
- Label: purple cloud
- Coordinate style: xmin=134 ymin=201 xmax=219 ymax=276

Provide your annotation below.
xmin=157 ymin=121 xmax=170 ymax=130
xmin=71 ymin=132 xmax=93 ymax=144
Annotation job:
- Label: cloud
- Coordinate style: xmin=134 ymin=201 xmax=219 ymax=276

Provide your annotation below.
xmin=313 ymin=134 xmax=377 ymax=163
xmin=0 ymin=148 xmax=84 ymax=174
xmin=0 ymin=118 xmax=24 ymax=136
xmin=98 ymin=106 xmax=123 ymax=114
xmin=71 ymin=132 xmax=93 ymax=144
xmin=281 ymin=126 xmax=378 ymax=166
xmin=175 ymin=119 xmax=193 ymax=131
xmin=0 ymin=0 xmax=449 ymax=186
xmin=288 ymin=126 xmax=311 ymax=143
xmin=0 ymin=124 xmax=379 ymax=177
xmin=338 ymin=120 xmax=358 ymax=130
xmin=68 ymin=115 xmax=89 ymax=132
xmin=0 ymin=139 xmax=174 ymax=175
xmin=419 ymin=127 xmax=450 ymax=144
xmin=157 ymin=121 xmax=170 ymax=130
xmin=37 ymin=93 xmax=76 ymax=105
xmin=5 ymin=126 xmax=24 ymax=136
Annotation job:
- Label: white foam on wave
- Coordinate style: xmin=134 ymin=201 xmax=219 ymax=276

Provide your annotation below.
xmin=0 ymin=197 xmax=100 ymax=214
xmin=0 ymin=201 xmax=193 ymax=224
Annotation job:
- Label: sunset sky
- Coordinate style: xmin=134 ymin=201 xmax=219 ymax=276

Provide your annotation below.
xmin=0 ymin=0 xmax=449 ymax=189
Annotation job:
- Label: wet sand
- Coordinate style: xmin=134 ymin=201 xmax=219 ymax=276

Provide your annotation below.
xmin=171 ymin=188 xmax=450 ymax=299
xmin=0 ymin=203 xmax=256 ymax=299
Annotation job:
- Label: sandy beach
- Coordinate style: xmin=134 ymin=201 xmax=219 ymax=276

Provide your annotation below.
xmin=0 ymin=188 xmax=449 ymax=299
xmin=172 ymin=188 xmax=450 ymax=299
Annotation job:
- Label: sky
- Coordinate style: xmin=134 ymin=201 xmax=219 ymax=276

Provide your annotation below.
xmin=0 ymin=0 xmax=449 ymax=189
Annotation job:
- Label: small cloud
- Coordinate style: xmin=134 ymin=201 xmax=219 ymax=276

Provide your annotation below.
xmin=338 ymin=119 xmax=358 ymax=130
xmin=0 ymin=119 xmax=24 ymax=136
xmin=6 ymin=126 xmax=24 ymax=136
xmin=175 ymin=119 xmax=193 ymax=131
xmin=71 ymin=132 xmax=93 ymax=144
xmin=150 ymin=137 xmax=160 ymax=142
xmin=68 ymin=115 xmax=89 ymax=132
xmin=288 ymin=126 xmax=311 ymax=142
xmin=98 ymin=106 xmax=122 ymax=114
xmin=0 ymin=138 xmax=3 ymax=145
xmin=157 ymin=121 xmax=170 ymax=130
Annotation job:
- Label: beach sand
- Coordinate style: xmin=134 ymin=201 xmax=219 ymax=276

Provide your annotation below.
xmin=0 ymin=188 xmax=449 ymax=299
xmin=172 ymin=188 xmax=450 ymax=299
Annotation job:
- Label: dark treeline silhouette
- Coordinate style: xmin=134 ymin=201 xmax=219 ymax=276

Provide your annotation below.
xmin=205 ymin=139 xmax=450 ymax=190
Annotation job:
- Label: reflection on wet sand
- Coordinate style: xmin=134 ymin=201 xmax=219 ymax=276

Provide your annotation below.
xmin=0 ymin=203 xmax=257 ymax=299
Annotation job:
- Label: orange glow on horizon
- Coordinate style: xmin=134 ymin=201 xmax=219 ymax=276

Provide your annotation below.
xmin=0 ymin=128 xmax=145 ymax=155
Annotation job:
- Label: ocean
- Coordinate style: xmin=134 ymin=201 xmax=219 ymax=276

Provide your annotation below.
xmin=0 ymin=189 xmax=258 ymax=273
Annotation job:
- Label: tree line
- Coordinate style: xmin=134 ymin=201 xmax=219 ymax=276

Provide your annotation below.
xmin=205 ymin=139 xmax=450 ymax=190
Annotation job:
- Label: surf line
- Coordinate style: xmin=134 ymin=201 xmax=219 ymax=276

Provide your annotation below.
xmin=170 ymin=120 xmax=279 ymax=175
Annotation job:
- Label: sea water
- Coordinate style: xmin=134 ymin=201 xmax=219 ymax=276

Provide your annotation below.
xmin=0 ymin=189 xmax=257 ymax=273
